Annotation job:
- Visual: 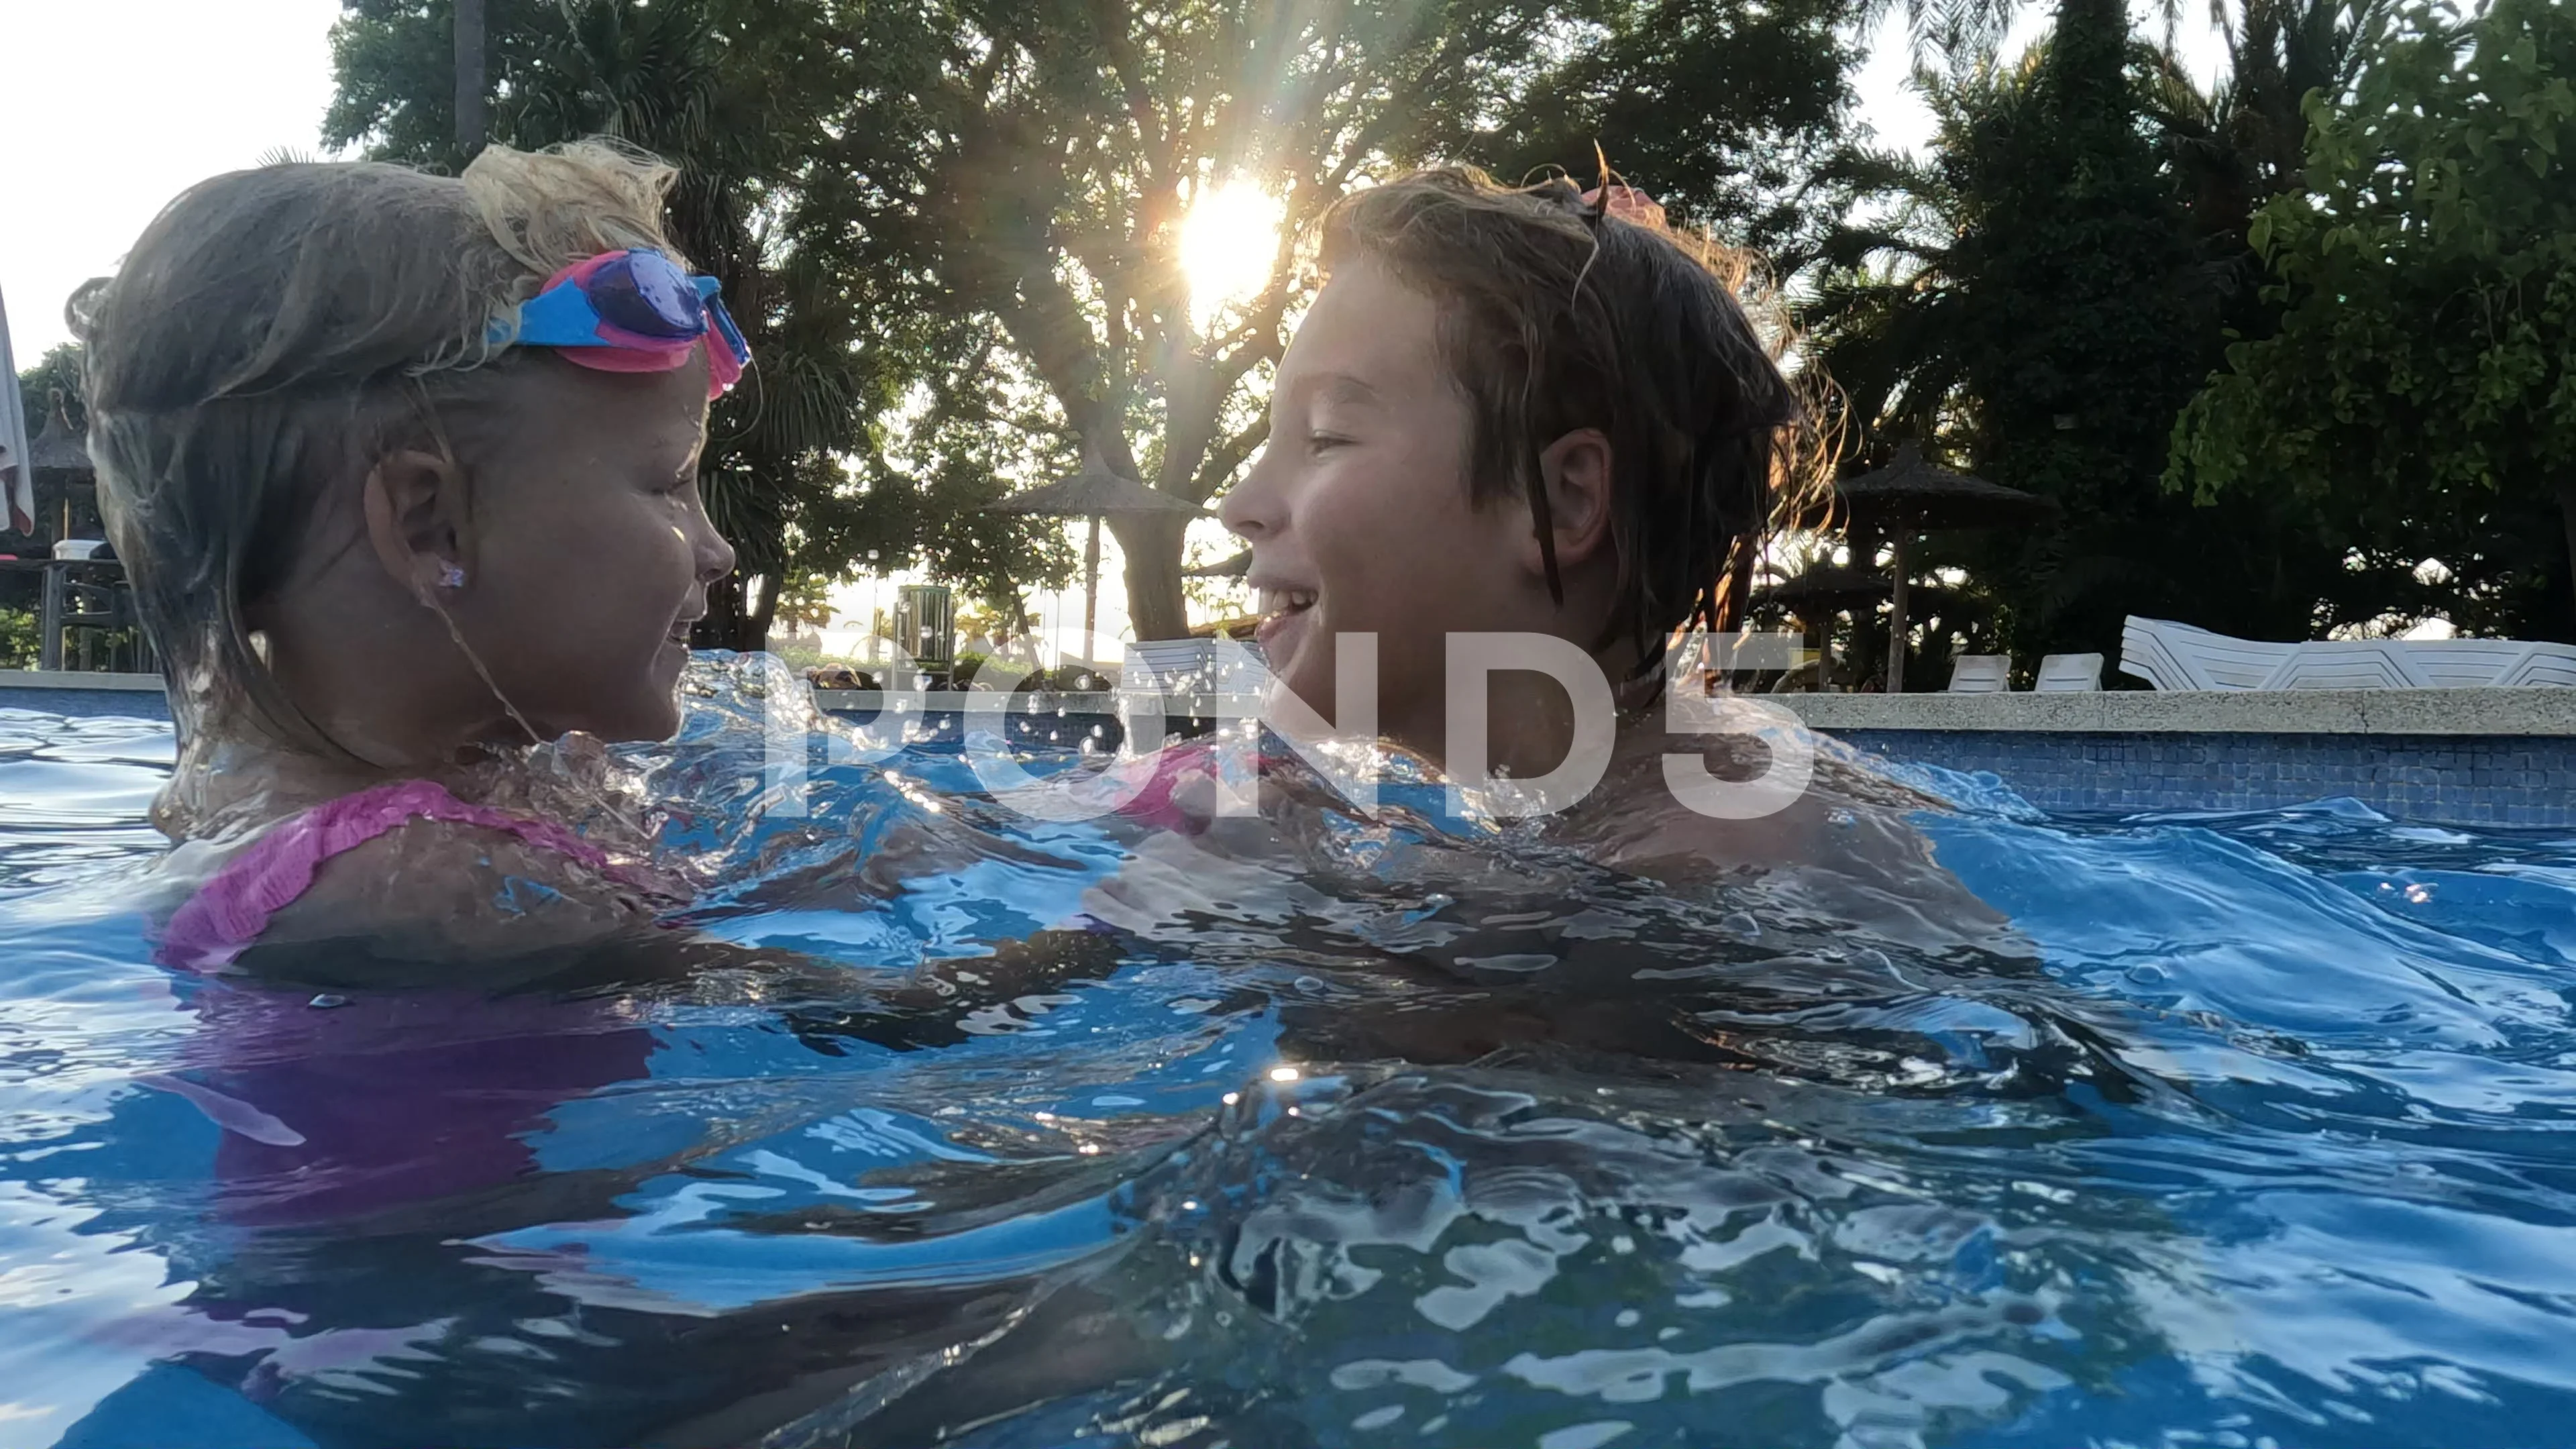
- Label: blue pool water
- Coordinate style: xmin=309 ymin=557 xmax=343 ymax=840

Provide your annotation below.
xmin=4 ymin=666 xmax=2575 ymax=1448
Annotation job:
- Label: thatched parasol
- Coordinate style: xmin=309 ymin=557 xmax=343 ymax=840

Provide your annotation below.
xmin=1811 ymin=444 xmax=2051 ymax=532
xmin=1801 ymin=444 xmax=2051 ymax=691
xmin=985 ymin=456 xmax=1208 ymax=665
xmin=27 ymin=400 xmax=92 ymax=478
xmin=1754 ymin=562 xmax=1962 ymax=687
xmin=19 ymin=397 xmax=96 ymax=543
xmin=1754 ymin=563 xmax=1893 ymax=609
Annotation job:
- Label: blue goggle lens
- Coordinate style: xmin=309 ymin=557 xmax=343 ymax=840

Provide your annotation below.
xmin=589 ymin=252 xmax=706 ymax=340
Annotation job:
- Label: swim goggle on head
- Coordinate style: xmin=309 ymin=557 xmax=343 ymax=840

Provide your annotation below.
xmin=490 ymin=248 xmax=751 ymax=399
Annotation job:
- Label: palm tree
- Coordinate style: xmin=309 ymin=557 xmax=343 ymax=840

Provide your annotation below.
xmin=1801 ymin=0 xmax=2400 ymax=667
xmin=489 ymin=1 xmax=886 ymax=647
xmin=2136 ymin=0 xmax=2392 ymax=323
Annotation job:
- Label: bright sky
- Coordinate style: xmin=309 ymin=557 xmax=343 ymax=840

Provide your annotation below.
xmin=1 ymin=1 xmax=2227 ymax=659
xmin=1 ymin=0 xmax=347 ymax=365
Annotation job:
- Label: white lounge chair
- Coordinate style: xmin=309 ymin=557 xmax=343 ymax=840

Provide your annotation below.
xmin=1121 ymin=637 xmax=1267 ymax=695
xmin=2034 ymin=653 xmax=2102 ymax=692
xmin=2119 ymin=614 xmax=2576 ymax=690
xmin=1947 ymin=654 xmax=2010 ymax=693
xmin=2268 ymin=640 xmax=2432 ymax=690
xmin=2402 ymin=639 xmax=2536 ymax=688
xmin=2486 ymin=641 xmax=2576 ymax=688
xmin=2119 ymin=617 xmax=2302 ymax=690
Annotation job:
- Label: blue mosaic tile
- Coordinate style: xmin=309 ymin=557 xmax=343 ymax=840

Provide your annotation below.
xmin=1834 ymin=729 xmax=2576 ymax=828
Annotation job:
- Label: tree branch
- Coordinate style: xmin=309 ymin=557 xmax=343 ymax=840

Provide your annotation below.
xmin=1193 ymin=415 xmax=1271 ymax=500
xmin=1092 ymin=0 xmax=1172 ymax=186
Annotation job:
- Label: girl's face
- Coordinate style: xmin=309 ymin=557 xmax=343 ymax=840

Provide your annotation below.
xmin=456 ymin=359 xmax=733 ymax=743
xmin=1220 ymin=260 xmax=1554 ymax=748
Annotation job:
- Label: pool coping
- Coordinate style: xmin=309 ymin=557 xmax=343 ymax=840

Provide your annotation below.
xmin=1770 ymin=688 xmax=2576 ymax=736
xmin=808 ymin=686 xmax=2576 ymax=737
xmin=0 ymin=669 xmax=165 ymax=693
xmin=16 ymin=674 xmax=2574 ymax=737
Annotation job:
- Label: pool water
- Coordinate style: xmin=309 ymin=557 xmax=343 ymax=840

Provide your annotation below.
xmin=4 ymin=663 xmax=2575 ymax=1449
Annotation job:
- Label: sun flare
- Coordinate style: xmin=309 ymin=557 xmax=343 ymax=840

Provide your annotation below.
xmin=1178 ymin=180 xmax=1285 ymax=331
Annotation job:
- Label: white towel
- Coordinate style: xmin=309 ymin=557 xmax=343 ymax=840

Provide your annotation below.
xmin=0 ymin=286 xmax=34 ymax=537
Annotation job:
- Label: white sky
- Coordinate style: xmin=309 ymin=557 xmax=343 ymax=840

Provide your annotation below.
xmin=1 ymin=0 xmax=347 ymax=364
xmin=1 ymin=1 xmax=2226 ymax=659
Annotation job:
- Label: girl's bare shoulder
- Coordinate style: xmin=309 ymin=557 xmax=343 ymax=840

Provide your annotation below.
xmin=249 ymin=814 xmax=659 ymax=967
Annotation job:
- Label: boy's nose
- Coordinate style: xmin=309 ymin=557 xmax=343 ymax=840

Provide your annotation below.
xmin=1218 ymin=449 xmax=1283 ymax=540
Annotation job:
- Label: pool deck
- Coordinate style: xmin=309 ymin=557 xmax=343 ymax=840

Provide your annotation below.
xmin=1774 ymin=688 xmax=2576 ymax=737
xmin=7 ymin=673 xmax=2570 ymax=826
xmin=0 ymin=669 xmax=165 ymax=694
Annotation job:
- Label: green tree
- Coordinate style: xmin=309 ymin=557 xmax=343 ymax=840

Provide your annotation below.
xmin=1955 ymin=0 xmax=2269 ymax=656
xmin=2139 ymin=0 xmax=2393 ymax=359
xmin=1805 ymin=0 xmax=2398 ymax=681
xmin=333 ymin=0 xmax=1862 ymax=642
xmin=2169 ymin=0 xmax=2576 ymax=638
xmin=0 ymin=606 xmax=33 ymax=667
xmin=13 ymin=343 xmax=85 ymax=435
xmin=1448 ymin=0 xmax=1862 ymax=266
xmin=818 ymin=0 xmax=1862 ymax=639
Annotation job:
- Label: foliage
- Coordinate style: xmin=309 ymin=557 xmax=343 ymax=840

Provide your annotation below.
xmin=332 ymin=0 xmax=1864 ymax=643
xmin=2168 ymin=0 xmax=2576 ymax=638
xmin=13 ymin=343 xmax=86 ymax=435
xmin=1804 ymin=0 xmax=2402 ymax=677
xmin=0 ymin=608 xmax=35 ymax=669
xmin=767 ymin=566 xmax=841 ymax=635
xmin=765 ymin=635 xmax=834 ymax=671
xmin=2139 ymin=0 xmax=2393 ymax=295
xmin=1432 ymin=0 xmax=1864 ymax=268
xmin=810 ymin=0 xmax=1865 ymax=638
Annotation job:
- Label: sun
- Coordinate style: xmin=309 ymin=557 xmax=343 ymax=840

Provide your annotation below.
xmin=1178 ymin=180 xmax=1285 ymax=332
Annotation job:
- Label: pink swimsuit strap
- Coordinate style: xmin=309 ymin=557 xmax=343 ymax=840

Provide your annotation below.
xmin=1112 ymin=738 xmax=1297 ymax=835
xmin=159 ymin=780 xmax=667 ymax=972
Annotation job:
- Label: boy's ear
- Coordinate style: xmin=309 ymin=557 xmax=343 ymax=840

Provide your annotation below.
xmin=1530 ymin=428 xmax=1616 ymax=573
xmin=360 ymin=448 xmax=473 ymax=605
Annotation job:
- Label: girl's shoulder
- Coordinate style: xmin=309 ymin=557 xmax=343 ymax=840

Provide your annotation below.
xmin=162 ymin=780 xmax=680 ymax=973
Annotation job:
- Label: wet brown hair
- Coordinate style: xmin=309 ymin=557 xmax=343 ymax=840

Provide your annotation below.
xmin=1317 ymin=166 xmax=1822 ymax=683
xmin=70 ymin=141 xmax=683 ymax=751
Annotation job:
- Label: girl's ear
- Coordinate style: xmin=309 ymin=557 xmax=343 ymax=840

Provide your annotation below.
xmin=360 ymin=448 xmax=474 ymax=606
xmin=1529 ymin=428 xmax=1617 ymax=576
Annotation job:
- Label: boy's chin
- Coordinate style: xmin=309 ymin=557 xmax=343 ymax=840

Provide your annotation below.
xmin=1263 ymin=665 xmax=1338 ymax=727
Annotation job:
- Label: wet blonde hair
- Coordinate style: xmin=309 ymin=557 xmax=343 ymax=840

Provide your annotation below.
xmin=71 ymin=140 xmax=684 ymax=749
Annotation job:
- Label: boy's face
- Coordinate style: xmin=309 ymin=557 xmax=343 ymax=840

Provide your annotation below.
xmin=462 ymin=358 xmax=733 ymax=742
xmin=1221 ymin=258 xmax=1556 ymax=749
